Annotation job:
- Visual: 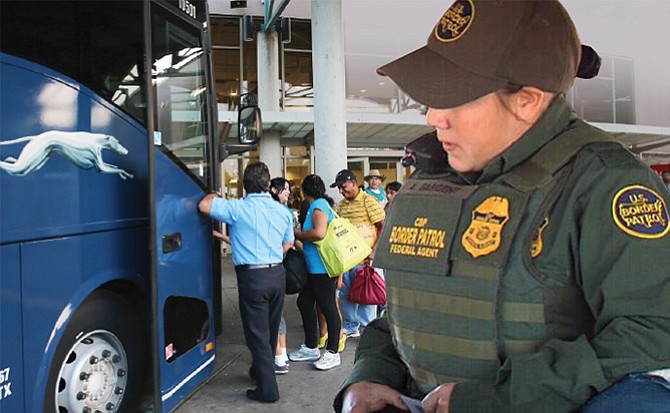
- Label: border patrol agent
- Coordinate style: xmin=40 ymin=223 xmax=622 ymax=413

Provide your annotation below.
xmin=335 ymin=1 xmax=670 ymax=413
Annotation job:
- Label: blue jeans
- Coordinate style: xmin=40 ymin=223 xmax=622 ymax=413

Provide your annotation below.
xmin=339 ymin=264 xmax=377 ymax=333
xmin=581 ymin=373 xmax=670 ymax=413
xmin=278 ymin=313 xmax=286 ymax=334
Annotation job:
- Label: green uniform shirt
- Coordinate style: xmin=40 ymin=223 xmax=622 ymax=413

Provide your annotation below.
xmin=335 ymin=97 xmax=670 ymax=413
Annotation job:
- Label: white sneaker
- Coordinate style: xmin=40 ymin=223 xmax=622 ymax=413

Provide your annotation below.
xmin=344 ymin=329 xmax=360 ymax=338
xmin=314 ymin=350 xmax=341 ymax=370
xmin=288 ymin=344 xmax=320 ymax=362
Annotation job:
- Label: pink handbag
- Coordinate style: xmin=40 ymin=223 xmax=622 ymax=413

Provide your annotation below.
xmin=348 ymin=263 xmax=386 ymax=306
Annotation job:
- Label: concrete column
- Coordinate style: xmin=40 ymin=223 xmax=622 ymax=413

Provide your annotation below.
xmin=256 ymin=30 xmax=282 ymax=178
xmin=311 ymin=0 xmax=348 ymax=201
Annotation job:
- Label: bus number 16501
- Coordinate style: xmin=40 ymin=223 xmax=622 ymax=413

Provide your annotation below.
xmin=179 ymin=0 xmax=196 ymax=19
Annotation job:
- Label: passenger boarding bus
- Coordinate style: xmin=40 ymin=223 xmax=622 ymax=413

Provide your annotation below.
xmin=0 ymin=1 xmax=261 ymax=412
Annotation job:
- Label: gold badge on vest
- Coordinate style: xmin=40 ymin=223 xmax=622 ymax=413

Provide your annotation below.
xmin=462 ymin=196 xmax=510 ymax=258
xmin=531 ymin=217 xmax=549 ymax=258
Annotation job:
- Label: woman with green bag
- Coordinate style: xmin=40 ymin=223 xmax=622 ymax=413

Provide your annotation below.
xmin=289 ymin=175 xmax=342 ymax=371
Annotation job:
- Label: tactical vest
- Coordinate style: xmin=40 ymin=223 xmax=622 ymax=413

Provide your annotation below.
xmin=375 ymin=123 xmax=615 ymax=394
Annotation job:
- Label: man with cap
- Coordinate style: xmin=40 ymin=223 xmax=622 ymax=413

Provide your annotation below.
xmin=364 ymin=169 xmax=388 ymax=207
xmin=331 ymin=169 xmax=386 ymax=338
xmin=335 ymin=1 xmax=670 ymax=413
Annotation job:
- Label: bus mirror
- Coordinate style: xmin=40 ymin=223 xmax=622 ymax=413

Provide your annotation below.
xmin=219 ymin=142 xmax=258 ymax=159
xmin=238 ymin=106 xmax=262 ymax=145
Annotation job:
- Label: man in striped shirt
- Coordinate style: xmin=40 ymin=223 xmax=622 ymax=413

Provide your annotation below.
xmin=330 ymin=169 xmax=386 ymax=337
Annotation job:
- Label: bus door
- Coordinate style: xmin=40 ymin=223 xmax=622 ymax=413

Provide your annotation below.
xmin=147 ymin=1 xmax=217 ymax=411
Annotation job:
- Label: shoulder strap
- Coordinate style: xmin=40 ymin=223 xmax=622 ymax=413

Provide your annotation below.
xmin=533 ymin=123 xmax=616 ymax=174
xmin=312 ymin=198 xmax=340 ymax=220
xmin=503 ymin=122 xmax=617 ymax=192
xmin=328 ymin=205 xmax=340 ymax=219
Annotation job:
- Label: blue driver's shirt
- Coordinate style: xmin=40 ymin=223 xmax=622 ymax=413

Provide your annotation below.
xmin=210 ymin=193 xmax=294 ymax=266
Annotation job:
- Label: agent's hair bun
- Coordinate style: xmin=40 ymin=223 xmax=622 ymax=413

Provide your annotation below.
xmin=577 ymin=45 xmax=601 ymax=79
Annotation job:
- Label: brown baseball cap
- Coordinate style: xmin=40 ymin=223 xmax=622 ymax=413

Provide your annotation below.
xmin=377 ymin=0 xmax=581 ymax=109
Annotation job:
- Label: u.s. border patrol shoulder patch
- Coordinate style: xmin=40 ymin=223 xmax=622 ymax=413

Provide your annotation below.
xmin=612 ymin=185 xmax=669 ymax=239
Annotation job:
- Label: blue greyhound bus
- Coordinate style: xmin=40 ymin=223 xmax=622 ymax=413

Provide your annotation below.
xmin=0 ymin=1 xmax=260 ymax=412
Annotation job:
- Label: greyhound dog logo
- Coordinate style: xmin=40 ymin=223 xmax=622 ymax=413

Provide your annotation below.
xmin=0 ymin=130 xmax=134 ymax=179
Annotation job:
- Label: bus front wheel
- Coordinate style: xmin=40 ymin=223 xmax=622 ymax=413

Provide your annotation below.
xmin=45 ymin=290 xmax=146 ymax=413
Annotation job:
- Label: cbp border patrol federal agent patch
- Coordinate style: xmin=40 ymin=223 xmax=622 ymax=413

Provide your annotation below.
xmin=434 ymin=0 xmax=474 ymax=42
xmin=612 ymin=185 xmax=669 ymax=239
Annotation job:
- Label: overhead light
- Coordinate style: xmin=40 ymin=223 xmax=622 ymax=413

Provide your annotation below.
xmin=230 ymin=1 xmax=247 ymax=9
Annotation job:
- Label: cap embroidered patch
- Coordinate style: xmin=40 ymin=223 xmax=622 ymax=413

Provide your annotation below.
xmin=434 ymin=0 xmax=474 ymax=43
xmin=462 ymin=196 xmax=509 ymax=258
xmin=612 ymin=185 xmax=669 ymax=239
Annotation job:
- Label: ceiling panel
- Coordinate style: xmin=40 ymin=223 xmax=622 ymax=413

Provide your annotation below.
xmin=221 ymin=109 xmax=669 ymax=152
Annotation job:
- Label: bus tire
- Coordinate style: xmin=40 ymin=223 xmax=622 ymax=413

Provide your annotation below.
xmin=44 ymin=290 xmax=147 ymax=413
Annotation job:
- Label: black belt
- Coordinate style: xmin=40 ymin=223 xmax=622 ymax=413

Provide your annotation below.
xmin=235 ymin=263 xmax=282 ymax=270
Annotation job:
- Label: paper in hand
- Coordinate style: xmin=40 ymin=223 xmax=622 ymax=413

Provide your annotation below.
xmin=400 ymin=395 xmax=425 ymax=413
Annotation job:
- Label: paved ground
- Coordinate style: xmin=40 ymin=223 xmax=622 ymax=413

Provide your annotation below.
xmin=173 ymin=256 xmax=357 ymax=413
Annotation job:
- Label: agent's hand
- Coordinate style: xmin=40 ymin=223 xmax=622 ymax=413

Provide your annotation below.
xmin=342 ymin=382 xmax=408 ymax=413
xmin=422 ymin=383 xmax=456 ymax=413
